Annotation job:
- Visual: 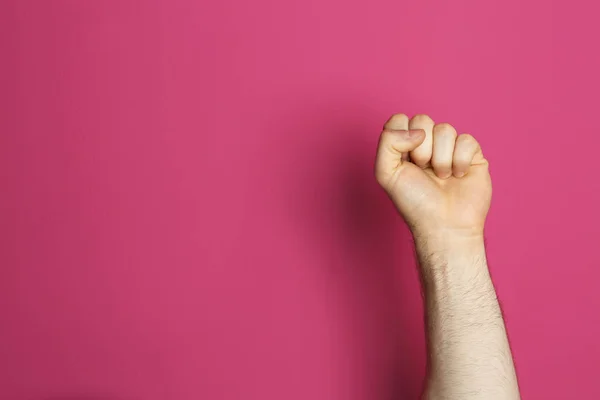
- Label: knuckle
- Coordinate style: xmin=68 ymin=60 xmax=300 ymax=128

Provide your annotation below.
xmin=458 ymin=133 xmax=477 ymax=146
xmin=387 ymin=113 xmax=409 ymax=124
xmin=459 ymin=133 xmax=475 ymax=141
xmin=434 ymin=123 xmax=457 ymax=137
xmin=410 ymin=114 xmax=434 ymax=125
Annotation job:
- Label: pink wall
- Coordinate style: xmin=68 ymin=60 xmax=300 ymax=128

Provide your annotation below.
xmin=2 ymin=1 xmax=599 ymax=399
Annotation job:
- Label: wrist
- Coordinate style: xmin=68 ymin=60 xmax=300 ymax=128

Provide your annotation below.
xmin=412 ymin=228 xmax=485 ymax=255
xmin=413 ymin=231 xmax=489 ymax=284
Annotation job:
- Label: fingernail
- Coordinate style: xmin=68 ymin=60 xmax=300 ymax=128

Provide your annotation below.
xmin=408 ymin=129 xmax=423 ymax=138
xmin=455 ymin=171 xmax=466 ymax=178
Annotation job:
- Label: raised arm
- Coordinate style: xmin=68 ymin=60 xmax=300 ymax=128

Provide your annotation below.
xmin=374 ymin=113 xmax=520 ymax=400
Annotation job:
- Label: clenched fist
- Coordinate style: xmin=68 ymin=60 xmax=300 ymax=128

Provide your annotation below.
xmin=375 ymin=114 xmax=491 ymax=240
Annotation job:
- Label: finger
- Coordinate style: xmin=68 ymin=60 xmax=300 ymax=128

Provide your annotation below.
xmin=452 ymin=133 xmax=484 ymax=177
xmin=384 ymin=113 xmax=409 ymax=130
xmin=432 ymin=123 xmax=457 ymax=179
xmin=408 ymin=114 xmax=434 ymax=167
xmin=375 ymin=128 xmax=426 ymax=186
xmin=384 ymin=113 xmax=410 ymax=161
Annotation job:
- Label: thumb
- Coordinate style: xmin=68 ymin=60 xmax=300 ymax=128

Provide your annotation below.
xmin=375 ymin=129 xmax=426 ymax=185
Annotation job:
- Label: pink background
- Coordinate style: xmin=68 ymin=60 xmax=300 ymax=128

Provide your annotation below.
xmin=2 ymin=1 xmax=599 ymax=399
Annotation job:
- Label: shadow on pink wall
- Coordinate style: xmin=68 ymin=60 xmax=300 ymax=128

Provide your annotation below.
xmin=281 ymin=105 xmax=427 ymax=399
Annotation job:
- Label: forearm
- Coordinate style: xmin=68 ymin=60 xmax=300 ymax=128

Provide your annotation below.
xmin=374 ymin=113 xmax=520 ymax=398
xmin=416 ymin=235 xmax=520 ymax=400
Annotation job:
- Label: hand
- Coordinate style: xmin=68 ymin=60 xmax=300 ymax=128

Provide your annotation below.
xmin=375 ymin=114 xmax=491 ymax=240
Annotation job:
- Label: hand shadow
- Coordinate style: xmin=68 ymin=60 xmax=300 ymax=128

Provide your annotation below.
xmin=282 ymin=108 xmax=427 ymax=399
xmin=336 ymin=156 xmax=426 ymax=400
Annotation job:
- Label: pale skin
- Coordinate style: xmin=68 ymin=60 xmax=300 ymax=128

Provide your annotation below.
xmin=375 ymin=114 xmax=521 ymax=400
